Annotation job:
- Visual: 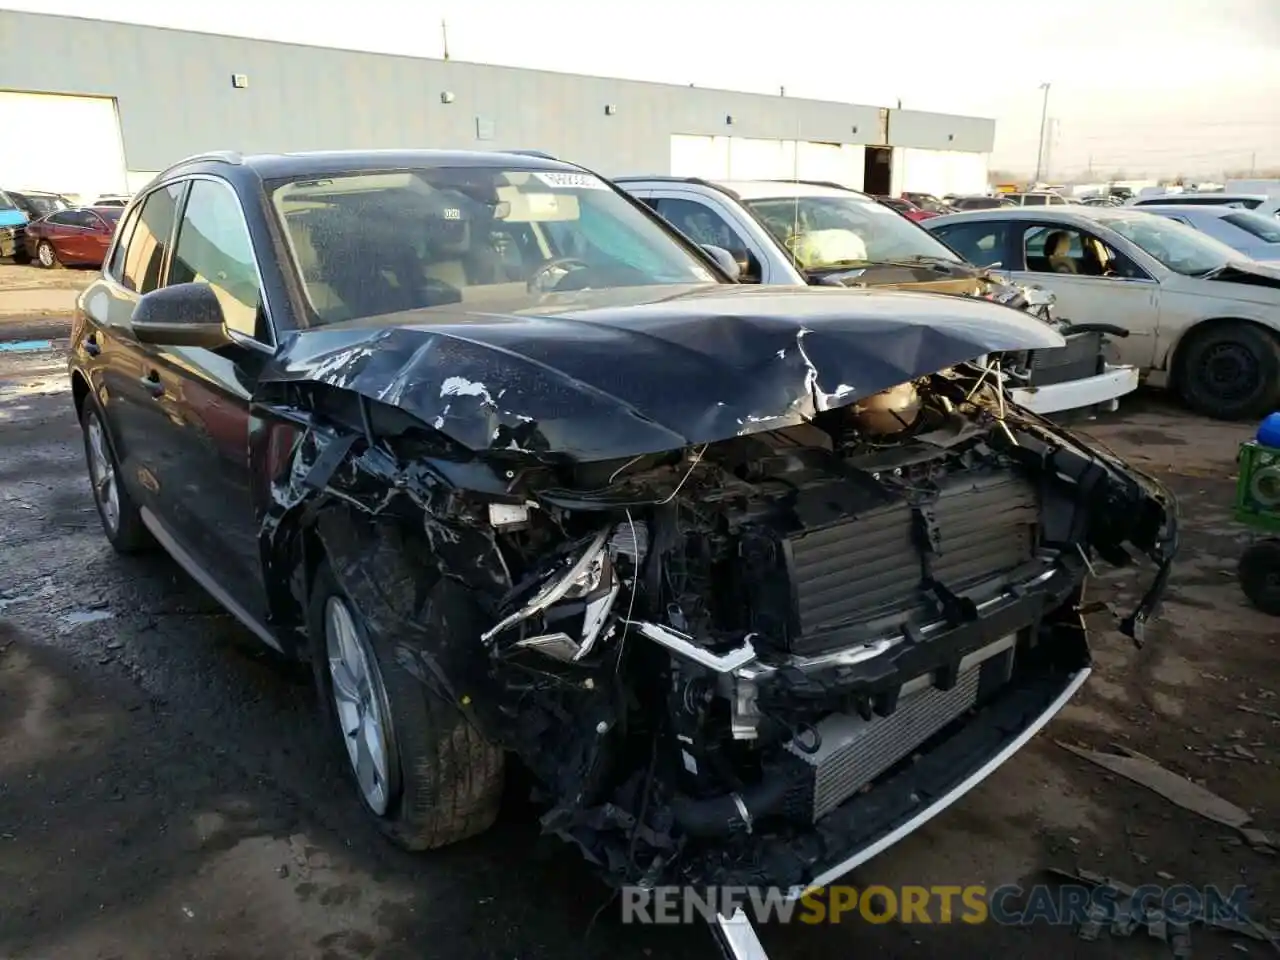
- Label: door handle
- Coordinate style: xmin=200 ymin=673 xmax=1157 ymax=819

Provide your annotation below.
xmin=84 ymin=334 xmax=101 ymax=357
xmin=140 ymin=371 xmax=164 ymax=398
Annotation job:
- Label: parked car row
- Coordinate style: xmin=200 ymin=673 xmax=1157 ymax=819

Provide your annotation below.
xmin=69 ymin=147 xmax=1178 ymax=960
xmin=0 ymin=187 xmax=131 ymax=266
xmin=923 ymin=204 xmax=1280 ymax=419
xmin=614 ymin=175 xmax=1139 ymax=416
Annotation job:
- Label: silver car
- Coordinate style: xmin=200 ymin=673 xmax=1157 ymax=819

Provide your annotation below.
xmin=1137 ymin=204 xmax=1280 ymax=262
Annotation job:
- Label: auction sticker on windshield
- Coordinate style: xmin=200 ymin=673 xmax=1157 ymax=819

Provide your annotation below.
xmin=534 ymin=171 xmax=610 ymax=190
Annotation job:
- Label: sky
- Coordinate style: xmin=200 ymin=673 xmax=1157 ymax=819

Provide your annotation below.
xmin=4 ymin=0 xmax=1280 ymax=179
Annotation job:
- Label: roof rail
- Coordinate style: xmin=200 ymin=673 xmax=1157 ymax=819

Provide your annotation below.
xmin=611 ymin=174 xmax=739 ymax=198
xmin=759 ymin=178 xmax=867 ymax=195
xmin=502 ymin=149 xmax=558 ymax=160
xmin=156 ymin=151 xmax=244 ymax=178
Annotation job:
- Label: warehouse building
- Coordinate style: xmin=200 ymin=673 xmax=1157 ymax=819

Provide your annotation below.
xmin=0 ymin=11 xmax=996 ymax=204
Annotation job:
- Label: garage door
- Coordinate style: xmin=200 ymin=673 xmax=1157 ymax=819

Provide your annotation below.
xmin=671 ymin=135 xmax=865 ymax=187
xmin=0 ymin=92 xmax=128 ymax=203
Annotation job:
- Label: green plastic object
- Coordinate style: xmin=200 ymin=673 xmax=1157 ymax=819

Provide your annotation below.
xmin=1235 ymin=440 xmax=1280 ymax=533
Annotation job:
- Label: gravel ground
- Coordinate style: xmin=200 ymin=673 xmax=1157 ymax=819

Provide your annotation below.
xmin=1 ymin=326 xmax=1277 ymax=960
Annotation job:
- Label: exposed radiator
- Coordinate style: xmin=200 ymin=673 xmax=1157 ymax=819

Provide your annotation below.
xmin=1028 ymin=330 xmax=1104 ymax=386
xmin=784 ymin=472 xmax=1037 ymax=653
xmin=783 ymin=661 xmax=985 ymax=821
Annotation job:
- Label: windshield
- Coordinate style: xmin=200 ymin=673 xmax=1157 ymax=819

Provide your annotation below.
xmin=1223 ymin=211 xmax=1280 ymax=244
xmin=24 ymin=195 xmax=68 ymax=217
xmin=742 ymin=194 xmax=964 ymax=270
xmin=1104 ymin=214 xmax=1240 ymax=276
xmin=271 ymin=166 xmax=716 ymax=325
xmin=0 ymin=190 xmax=15 ymax=211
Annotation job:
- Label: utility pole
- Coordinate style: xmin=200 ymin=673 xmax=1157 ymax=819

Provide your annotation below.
xmin=1043 ymin=118 xmax=1057 ymax=184
xmin=1252 ymin=151 xmax=1257 ymax=175
xmin=442 ymin=19 xmax=450 ymax=60
xmin=1033 ymin=82 xmax=1051 ymax=184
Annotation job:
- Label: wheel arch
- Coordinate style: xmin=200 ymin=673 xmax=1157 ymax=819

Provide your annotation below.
xmin=71 ymin=368 xmax=90 ymax=416
xmin=1163 ymin=315 xmax=1280 ymax=391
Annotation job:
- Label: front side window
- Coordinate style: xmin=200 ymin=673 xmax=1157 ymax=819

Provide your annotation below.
xmin=742 ymin=194 xmax=964 ymax=270
xmin=1022 ymin=223 xmax=1146 ymax=279
xmin=122 ymin=184 xmax=184 ymax=294
xmin=169 ymin=179 xmax=265 ymax=341
xmin=652 ymin=197 xmax=753 ymax=257
xmin=1102 ymin=213 xmax=1238 ymax=276
xmin=269 ymin=167 xmax=716 ymax=326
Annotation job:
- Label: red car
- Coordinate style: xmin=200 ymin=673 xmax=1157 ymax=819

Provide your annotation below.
xmin=23 ymin=205 xmax=122 ymax=268
xmin=874 ymin=195 xmax=940 ymax=222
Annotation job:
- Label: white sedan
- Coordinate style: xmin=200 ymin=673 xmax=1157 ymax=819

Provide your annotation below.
xmin=924 ymin=206 xmax=1280 ymax=419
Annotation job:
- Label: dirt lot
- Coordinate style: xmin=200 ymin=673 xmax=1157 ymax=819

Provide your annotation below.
xmin=1 ymin=324 xmax=1277 ymax=959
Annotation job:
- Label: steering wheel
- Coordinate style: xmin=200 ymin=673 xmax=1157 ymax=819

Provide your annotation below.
xmin=527 ymin=257 xmax=592 ymax=293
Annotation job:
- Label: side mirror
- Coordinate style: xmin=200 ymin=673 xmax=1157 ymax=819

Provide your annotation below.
xmin=131 ymin=283 xmax=232 ymax=349
xmin=700 ymin=244 xmax=742 ymax=282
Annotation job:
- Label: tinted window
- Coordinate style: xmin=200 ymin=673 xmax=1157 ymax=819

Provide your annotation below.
xmin=652 ymin=197 xmax=753 ymax=257
xmin=169 ymin=180 xmax=265 ymax=341
xmin=122 ymin=184 xmax=183 ymax=293
xmin=107 ymin=206 xmax=140 ymax=282
xmin=271 ymin=167 xmax=716 ymax=326
xmin=930 ymin=221 xmax=1005 ymax=266
xmin=1021 ymin=194 xmax=1048 ymax=206
xmin=47 ymin=211 xmax=78 ymax=226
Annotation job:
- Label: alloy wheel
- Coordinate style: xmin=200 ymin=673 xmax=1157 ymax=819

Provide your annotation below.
xmin=37 ymin=242 xmax=55 ymax=268
xmin=324 ymin=595 xmax=394 ymax=815
xmin=86 ymin=414 xmax=120 ymax=535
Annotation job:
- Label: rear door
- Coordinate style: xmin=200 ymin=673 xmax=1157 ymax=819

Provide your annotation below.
xmin=85 ymin=182 xmax=186 ymax=515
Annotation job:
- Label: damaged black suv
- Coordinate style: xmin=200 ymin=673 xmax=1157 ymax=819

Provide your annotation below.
xmin=69 ymin=149 xmax=1177 ymax=932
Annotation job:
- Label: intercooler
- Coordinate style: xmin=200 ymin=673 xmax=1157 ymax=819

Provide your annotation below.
xmin=781 ymin=471 xmax=1038 ymax=654
xmin=782 ymin=635 xmax=1016 ymax=822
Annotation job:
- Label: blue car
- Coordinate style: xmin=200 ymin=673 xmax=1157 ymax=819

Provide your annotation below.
xmin=0 ymin=189 xmax=30 ymax=261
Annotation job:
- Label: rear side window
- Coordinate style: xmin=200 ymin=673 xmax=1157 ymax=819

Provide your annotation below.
xmin=169 ymin=179 xmax=266 ymax=342
xmin=121 ymin=184 xmax=184 ymax=294
xmin=106 ymin=206 xmax=140 ymax=281
xmin=931 ymin=221 xmax=1007 ymax=267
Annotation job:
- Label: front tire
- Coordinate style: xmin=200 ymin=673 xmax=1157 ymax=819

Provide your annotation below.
xmin=36 ymin=240 xmax=61 ymax=269
xmin=1239 ymin=539 xmax=1280 ymax=615
xmin=308 ymin=558 xmax=504 ymax=850
xmin=80 ymin=402 xmax=151 ymax=553
xmin=1177 ymin=321 xmax=1280 ymax=420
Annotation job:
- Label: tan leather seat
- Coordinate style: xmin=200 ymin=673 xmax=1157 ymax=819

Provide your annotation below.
xmin=1044 ymin=231 xmax=1078 ymax=274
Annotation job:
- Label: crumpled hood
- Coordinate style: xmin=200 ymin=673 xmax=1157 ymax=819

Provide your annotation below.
xmin=262 ymin=284 xmax=1065 ymax=462
xmin=1206 ymin=258 xmax=1280 ymax=295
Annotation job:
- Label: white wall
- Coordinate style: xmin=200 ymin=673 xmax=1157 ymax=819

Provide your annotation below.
xmin=890 ymin=148 xmax=989 ymax=197
xmin=670 ymin=135 xmax=865 ymax=188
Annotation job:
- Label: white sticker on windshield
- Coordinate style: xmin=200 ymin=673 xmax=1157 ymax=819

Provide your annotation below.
xmin=533 ymin=171 xmax=609 ymax=191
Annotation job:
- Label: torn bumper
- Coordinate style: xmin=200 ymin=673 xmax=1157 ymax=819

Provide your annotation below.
xmin=1009 ymin=363 xmax=1139 ymax=415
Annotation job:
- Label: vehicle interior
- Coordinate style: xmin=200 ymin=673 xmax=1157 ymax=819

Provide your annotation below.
xmin=273 ymin=170 xmax=705 ymax=324
xmin=1022 ymin=225 xmax=1141 ymax=277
